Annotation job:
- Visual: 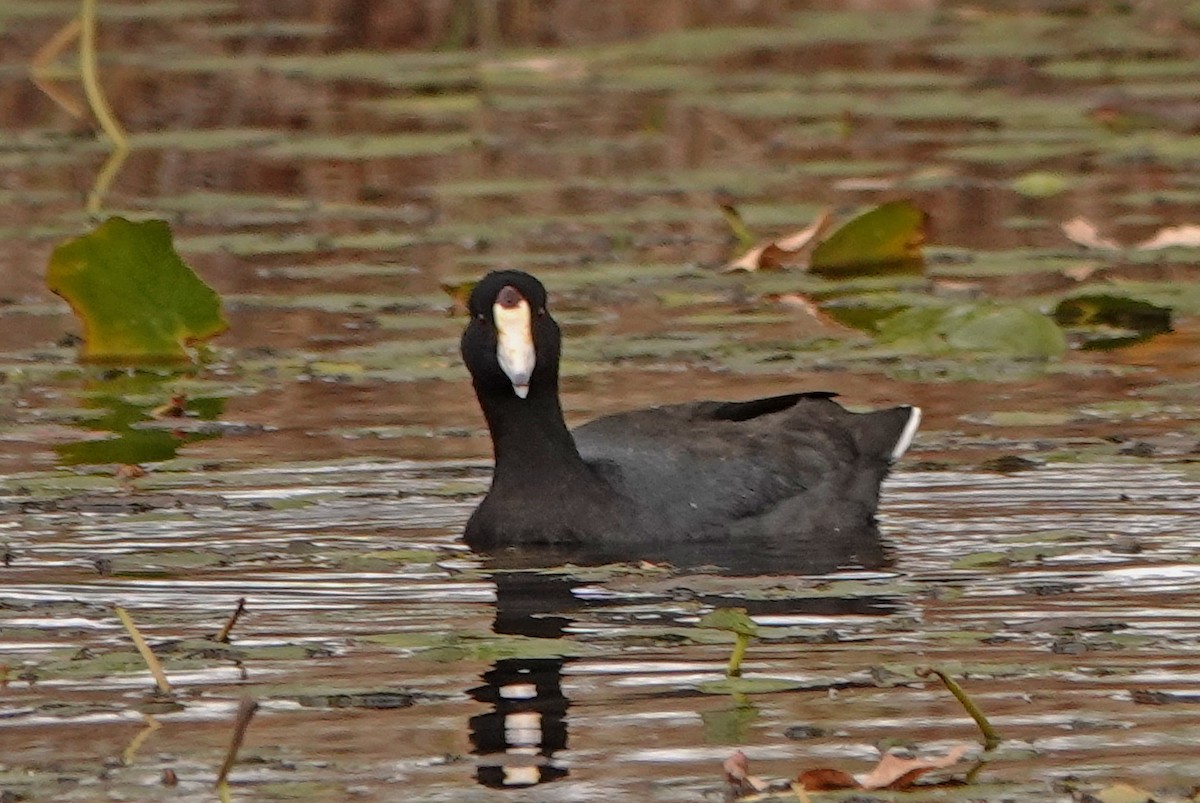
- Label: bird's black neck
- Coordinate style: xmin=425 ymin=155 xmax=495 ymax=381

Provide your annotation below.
xmin=475 ymin=380 xmax=594 ymax=490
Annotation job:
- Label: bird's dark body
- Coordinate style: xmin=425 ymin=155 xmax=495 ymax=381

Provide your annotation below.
xmin=460 ymin=270 xmax=918 ymax=572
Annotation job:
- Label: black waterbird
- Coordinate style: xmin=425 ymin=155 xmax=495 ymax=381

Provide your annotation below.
xmin=460 ymin=270 xmax=920 ymax=571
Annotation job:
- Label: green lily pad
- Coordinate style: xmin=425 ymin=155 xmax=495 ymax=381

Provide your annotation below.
xmin=877 ymin=303 xmax=1068 ymax=358
xmin=46 ymin=217 xmax=227 ymax=363
xmin=697 ymin=676 xmax=804 ymax=695
xmin=697 ymin=607 xmax=758 ymax=636
xmin=1054 ymin=294 xmax=1173 ymax=350
xmin=1012 ymin=172 xmax=1071 ymax=198
xmin=809 ymin=200 xmax=926 ymax=277
xmin=109 ymin=549 xmax=227 ymax=576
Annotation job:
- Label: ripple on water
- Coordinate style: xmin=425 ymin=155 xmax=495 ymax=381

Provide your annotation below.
xmin=2 ymin=461 xmax=1200 ymax=798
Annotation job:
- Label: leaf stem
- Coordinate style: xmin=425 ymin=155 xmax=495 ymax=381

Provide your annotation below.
xmin=79 ymin=0 xmax=128 ymax=150
xmin=917 ymin=666 xmax=1001 ymax=750
xmin=114 ymin=605 xmax=172 ymax=695
xmin=216 ymin=597 xmax=248 ymax=643
xmin=215 ymin=698 xmax=260 ymax=795
xmin=727 ymin=632 xmax=750 ymax=678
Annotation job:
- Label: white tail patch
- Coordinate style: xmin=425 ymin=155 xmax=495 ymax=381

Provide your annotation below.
xmin=890 ymin=406 xmax=922 ymax=461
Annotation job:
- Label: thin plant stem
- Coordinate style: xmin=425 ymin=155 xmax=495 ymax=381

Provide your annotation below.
xmin=121 ymin=713 xmax=161 ymax=765
xmin=917 ymin=666 xmax=1001 ymax=750
xmin=30 ymin=17 xmax=84 ymax=118
xmin=216 ymin=598 xmax=248 ymax=643
xmin=114 ymin=605 xmax=172 ymax=695
xmin=79 ymin=0 xmax=128 ymax=149
xmin=215 ymin=698 xmax=260 ymax=795
xmin=727 ymin=633 xmax=750 ymax=678
xmin=86 ymin=144 xmax=129 ymax=214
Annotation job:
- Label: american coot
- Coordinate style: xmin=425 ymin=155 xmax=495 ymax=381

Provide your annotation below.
xmin=460 ymin=270 xmax=920 ymax=571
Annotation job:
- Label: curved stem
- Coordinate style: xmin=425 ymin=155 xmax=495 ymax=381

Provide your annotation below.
xmin=727 ymin=632 xmax=750 ymax=678
xmin=79 ymin=0 xmax=128 ymax=150
xmin=31 ymin=17 xmax=84 ymax=118
xmin=917 ymin=666 xmax=1002 ymax=750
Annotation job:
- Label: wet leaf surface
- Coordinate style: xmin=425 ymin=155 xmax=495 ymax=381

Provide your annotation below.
xmin=45 ymin=218 xmax=227 ymax=362
xmin=809 ymin=200 xmax=926 ymax=277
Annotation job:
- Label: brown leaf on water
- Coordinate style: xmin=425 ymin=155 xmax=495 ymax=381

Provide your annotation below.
xmin=1136 ymin=224 xmax=1200 ymax=251
xmin=115 ymin=464 xmax=147 ymax=492
xmin=1091 ymin=782 xmax=1156 ymax=803
xmin=795 ymin=744 xmax=970 ymax=792
xmin=726 ymin=242 xmax=787 ymax=273
xmin=1061 ymin=217 xmax=1122 ymax=251
xmin=1061 ymin=218 xmax=1200 ymax=252
xmin=856 ymin=743 xmax=970 ymax=789
xmin=795 ymin=767 xmax=859 ymax=791
xmin=723 ymin=750 xmax=769 ymax=797
xmin=767 ymin=293 xmax=859 ymax=333
xmin=723 ymin=210 xmax=833 ymax=272
xmin=774 ymin=210 xmax=834 ymax=251
xmin=1062 ymin=264 xmax=1098 ymax=282
xmin=151 ymin=393 xmax=189 ymax=419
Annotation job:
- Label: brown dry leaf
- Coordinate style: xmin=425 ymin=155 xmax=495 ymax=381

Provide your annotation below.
xmin=769 ymin=292 xmax=858 ymax=333
xmin=857 ymin=744 xmax=970 ymax=790
xmin=1135 ymin=224 xmax=1200 ymax=251
xmin=115 ymin=464 xmax=147 ymax=492
xmin=795 ymin=767 xmax=859 ymax=791
xmin=795 ymin=744 xmax=970 ymax=793
xmin=771 ymin=292 xmax=822 ymax=315
xmin=1062 ymin=217 xmax=1122 ymax=250
xmin=1092 ymin=782 xmax=1156 ymax=803
xmin=1063 ymin=265 xmax=1098 ymax=282
xmin=726 ymin=242 xmax=787 ymax=273
xmin=723 ymin=210 xmax=833 ymax=272
xmin=723 ymin=750 xmax=769 ymax=796
xmin=151 ymin=393 xmax=189 ymax=419
xmin=774 ymin=210 xmax=834 ymax=251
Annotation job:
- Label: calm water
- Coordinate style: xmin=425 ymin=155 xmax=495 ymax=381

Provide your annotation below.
xmin=3 ymin=2 xmax=1200 ymax=800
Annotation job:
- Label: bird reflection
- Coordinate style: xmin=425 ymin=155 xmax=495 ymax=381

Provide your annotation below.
xmin=466 ymin=549 xmax=902 ymax=789
xmin=468 ymin=658 xmax=570 ymax=788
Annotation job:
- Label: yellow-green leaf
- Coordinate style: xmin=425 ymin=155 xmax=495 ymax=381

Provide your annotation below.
xmin=810 ymin=200 xmax=926 ymax=276
xmin=46 ymin=217 xmax=227 ymax=363
xmin=697 ymin=606 xmax=758 ymax=636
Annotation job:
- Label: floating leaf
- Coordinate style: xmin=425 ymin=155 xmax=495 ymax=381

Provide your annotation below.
xmin=46 ymin=217 xmax=227 ymax=362
xmin=1092 ymin=782 xmax=1156 ymax=803
xmin=809 ymin=200 xmax=926 ymax=276
xmin=698 ymin=676 xmax=804 ymax=695
xmin=877 ymin=303 xmax=1067 ymax=358
xmin=717 ymin=200 xmax=757 ymax=251
xmin=800 ymin=744 xmax=970 ymax=791
xmin=1054 ymin=294 xmax=1172 ymax=350
xmin=697 ymin=607 xmax=758 ymax=636
xmin=862 ymin=744 xmax=971 ymax=789
xmin=1061 ymin=217 xmax=1121 ymax=250
xmin=723 ymin=750 xmax=769 ymax=796
xmin=1011 ymin=171 xmax=1070 ymax=198
xmin=723 ymin=209 xmax=832 ymax=272
xmin=1062 ymin=219 xmax=1200 ymax=252
xmin=699 ymin=606 xmax=759 ymax=677
xmin=1136 ymin=224 xmax=1200 ymax=250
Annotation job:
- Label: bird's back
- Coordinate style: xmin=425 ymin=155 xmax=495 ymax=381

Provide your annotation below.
xmin=572 ymin=394 xmax=917 ymax=570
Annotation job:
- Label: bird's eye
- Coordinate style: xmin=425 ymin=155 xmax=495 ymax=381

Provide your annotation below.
xmin=537 ymin=307 xmax=546 ymax=316
xmin=475 ymin=313 xmax=486 ymax=322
